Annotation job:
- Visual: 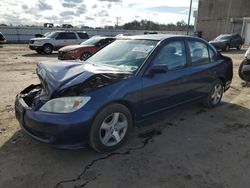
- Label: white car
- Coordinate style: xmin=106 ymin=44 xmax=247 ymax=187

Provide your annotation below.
xmin=29 ymin=31 xmax=89 ymax=54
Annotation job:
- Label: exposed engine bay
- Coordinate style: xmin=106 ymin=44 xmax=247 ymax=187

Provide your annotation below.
xmin=19 ymin=73 xmax=129 ymax=109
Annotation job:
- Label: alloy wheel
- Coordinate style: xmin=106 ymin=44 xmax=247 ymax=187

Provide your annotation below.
xmin=99 ymin=112 xmax=128 ymax=147
xmin=80 ymin=52 xmax=91 ymax=60
xmin=211 ymin=84 xmax=223 ymax=105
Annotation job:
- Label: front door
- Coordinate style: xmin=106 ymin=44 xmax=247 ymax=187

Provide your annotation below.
xmin=141 ymin=40 xmax=190 ymax=117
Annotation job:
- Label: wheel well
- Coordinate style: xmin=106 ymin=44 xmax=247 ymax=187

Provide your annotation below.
xmin=94 ymin=100 xmax=137 ymax=125
xmin=115 ymin=100 xmax=136 ymax=121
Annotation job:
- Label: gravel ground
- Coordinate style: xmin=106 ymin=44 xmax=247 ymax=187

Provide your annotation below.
xmin=0 ymin=44 xmax=250 ymax=188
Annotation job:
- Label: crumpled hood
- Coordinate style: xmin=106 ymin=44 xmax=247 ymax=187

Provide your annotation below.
xmin=36 ymin=61 xmax=130 ymax=97
xmin=59 ymin=45 xmax=95 ymax=51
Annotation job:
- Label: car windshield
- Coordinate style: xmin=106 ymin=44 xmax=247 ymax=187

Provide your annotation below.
xmin=43 ymin=32 xmax=50 ymax=37
xmin=215 ymin=35 xmax=231 ymax=40
xmin=81 ymin=37 xmax=101 ymax=45
xmin=85 ymin=39 xmax=158 ymax=73
xmin=45 ymin=32 xmax=58 ymax=38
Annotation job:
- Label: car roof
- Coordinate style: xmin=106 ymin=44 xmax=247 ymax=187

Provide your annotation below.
xmin=92 ymin=36 xmax=115 ymax=39
xmin=119 ymin=34 xmax=197 ymax=41
xmin=51 ymin=31 xmax=87 ymax=33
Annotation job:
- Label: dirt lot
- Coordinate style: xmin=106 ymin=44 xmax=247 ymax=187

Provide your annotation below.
xmin=0 ymin=44 xmax=250 ymax=188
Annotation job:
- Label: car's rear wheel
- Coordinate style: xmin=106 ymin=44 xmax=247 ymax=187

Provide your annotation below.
xmin=80 ymin=52 xmax=92 ymax=61
xmin=203 ymin=80 xmax=224 ymax=108
xmin=89 ymin=103 xmax=132 ymax=153
xmin=43 ymin=44 xmax=53 ymax=54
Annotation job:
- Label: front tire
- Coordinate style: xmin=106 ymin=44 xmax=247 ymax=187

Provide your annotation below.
xmin=203 ymin=80 xmax=224 ymax=108
xmin=80 ymin=52 xmax=92 ymax=61
xmin=43 ymin=44 xmax=53 ymax=54
xmin=89 ymin=103 xmax=133 ymax=153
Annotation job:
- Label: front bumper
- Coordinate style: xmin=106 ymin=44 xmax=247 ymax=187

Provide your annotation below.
xmin=58 ymin=51 xmax=79 ymax=60
xmin=29 ymin=45 xmax=43 ymax=51
xmin=0 ymin=39 xmax=6 ymax=44
xmin=15 ymin=87 xmax=96 ymax=149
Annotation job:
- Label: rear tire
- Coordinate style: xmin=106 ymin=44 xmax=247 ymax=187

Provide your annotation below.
xmin=203 ymin=80 xmax=223 ymax=108
xmin=89 ymin=103 xmax=133 ymax=153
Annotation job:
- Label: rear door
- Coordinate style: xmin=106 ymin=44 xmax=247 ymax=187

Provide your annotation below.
xmin=141 ymin=39 xmax=192 ymax=117
xmin=183 ymin=39 xmax=220 ymax=97
xmin=54 ymin=32 xmax=78 ymax=48
xmin=77 ymin=32 xmax=89 ymax=43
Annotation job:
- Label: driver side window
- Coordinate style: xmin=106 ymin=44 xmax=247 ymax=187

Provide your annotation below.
xmin=153 ymin=41 xmax=186 ymax=71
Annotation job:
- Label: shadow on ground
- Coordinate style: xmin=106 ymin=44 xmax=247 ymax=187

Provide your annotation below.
xmin=1 ymin=101 xmax=250 ymax=188
xmin=221 ymin=49 xmax=246 ymax=55
xmin=22 ymin=53 xmax=58 ymax=58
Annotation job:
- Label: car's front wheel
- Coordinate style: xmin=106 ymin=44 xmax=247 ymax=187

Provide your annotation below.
xmin=89 ymin=103 xmax=132 ymax=153
xmin=80 ymin=52 xmax=92 ymax=61
xmin=43 ymin=44 xmax=53 ymax=54
xmin=203 ymin=80 xmax=224 ymax=108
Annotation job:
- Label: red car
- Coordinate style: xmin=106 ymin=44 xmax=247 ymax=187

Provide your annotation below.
xmin=58 ymin=36 xmax=116 ymax=60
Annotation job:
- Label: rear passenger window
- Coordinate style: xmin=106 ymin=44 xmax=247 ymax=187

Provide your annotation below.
xmin=66 ymin=33 xmax=77 ymax=39
xmin=188 ymin=41 xmax=209 ymax=65
xmin=77 ymin=32 xmax=89 ymax=39
xmin=153 ymin=41 xmax=186 ymax=71
xmin=57 ymin=33 xmax=77 ymax=39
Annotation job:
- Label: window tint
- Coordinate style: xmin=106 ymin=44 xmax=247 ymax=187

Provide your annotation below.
xmin=153 ymin=41 xmax=186 ymax=70
xmin=98 ymin=39 xmax=109 ymax=46
xmin=77 ymin=32 xmax=89 ymax=39
xmin=57 ymin=32 xmax=77 ymax=39
xmin=188 ymin=41 xmax=209 ymax=65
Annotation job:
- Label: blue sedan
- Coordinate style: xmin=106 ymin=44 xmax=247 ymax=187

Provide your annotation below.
xmin=15 ymin=35 xmax=233 ymax=152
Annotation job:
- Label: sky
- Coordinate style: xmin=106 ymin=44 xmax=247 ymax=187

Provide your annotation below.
xmin=0 ymin=0 xmax=199 ymax=27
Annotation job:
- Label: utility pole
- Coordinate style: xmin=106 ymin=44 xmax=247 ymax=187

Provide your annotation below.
xmin=116 ymin=17 xmax=121 ymax=28
xmin=187 ymin=0 xmax=193 ymax=35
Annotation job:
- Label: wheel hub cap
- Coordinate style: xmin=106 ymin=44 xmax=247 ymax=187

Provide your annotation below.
xmin=99 ymin=112 xmax=128 ymax=147
xmin=211 ymin=84 xmax=223 ymax=105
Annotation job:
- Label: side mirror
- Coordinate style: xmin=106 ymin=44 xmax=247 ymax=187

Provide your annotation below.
xmin=146 ymin=64 xmax=168 ymax=77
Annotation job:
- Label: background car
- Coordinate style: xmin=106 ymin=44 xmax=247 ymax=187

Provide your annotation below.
xmin=58 ymin=36 xmax=116 ymax=61
xmin=15 ymin=35 xmax=233 ymax=152
xmin=209 ymin=33 xmax=243 ymax=51
xmin=0 ymin=32 xmax=7 ymax=44
xmin=29 ymin=31 xmax=89 ymax=54
xmin=239 ymin=46 xmax=250 ymax=81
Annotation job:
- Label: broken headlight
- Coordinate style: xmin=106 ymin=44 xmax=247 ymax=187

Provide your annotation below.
xmin=39 ymin=96 xmax=91 ymax=113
